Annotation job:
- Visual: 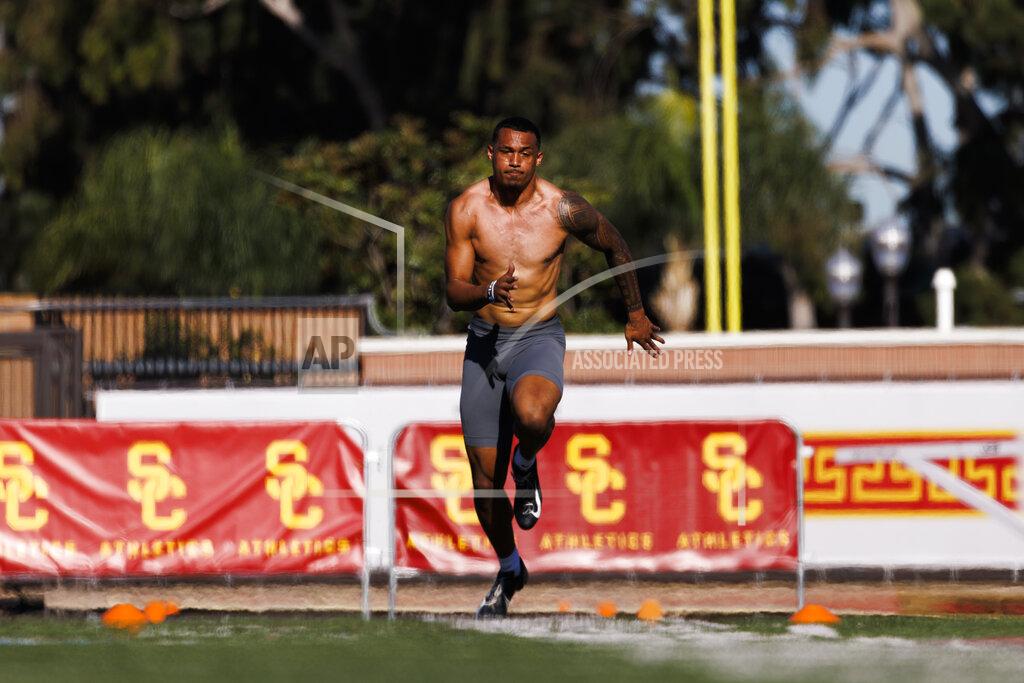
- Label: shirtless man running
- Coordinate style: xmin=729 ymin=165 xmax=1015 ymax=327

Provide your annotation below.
xmin=444 ymin=117 xmax=665 ymax=617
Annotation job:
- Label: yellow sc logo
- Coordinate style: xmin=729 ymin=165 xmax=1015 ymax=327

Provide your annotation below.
xmin=565 ymin=434 xmax=626 ymax=524
xmin=127 ymin=442 xmax=188 ymax=531
xmin=0 ymin=441 xmax=49 ymax=531
xmin=265 ymin=440 xmax=323 ymax=529
xmin=701 ymin=432 xmax=763 ymax=524
xmin=429 ymin=435 xmax=479 ymax=525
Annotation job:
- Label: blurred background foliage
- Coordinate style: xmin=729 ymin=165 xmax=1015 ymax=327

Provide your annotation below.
xmin=28 ymin=126 xmax=317 ymax=296
xmin=0 ymin=0 xmax=1022 ymax=332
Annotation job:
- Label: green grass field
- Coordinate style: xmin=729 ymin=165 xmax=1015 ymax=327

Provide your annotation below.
xmin=1 ymin=611 xmax=1024 ymax=682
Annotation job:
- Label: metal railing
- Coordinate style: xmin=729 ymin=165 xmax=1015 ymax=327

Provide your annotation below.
xmin=0 ymin=329 xmax=83 ymax=417
xmin=1 ymin=294 xmax=384 ymax=387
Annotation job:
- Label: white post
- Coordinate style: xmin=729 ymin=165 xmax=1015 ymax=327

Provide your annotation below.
xmin=932 ymin=268 xmax=956 ymax=332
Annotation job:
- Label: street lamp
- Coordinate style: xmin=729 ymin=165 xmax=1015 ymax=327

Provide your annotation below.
xmin=870 ymin=217 xmax=911 ymax=327
xmin=826 ymin=247 xmax=862 ymax=328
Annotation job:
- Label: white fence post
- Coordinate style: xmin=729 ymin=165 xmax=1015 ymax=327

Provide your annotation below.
xmin=932 ymin=268 xmax=956 ymax=333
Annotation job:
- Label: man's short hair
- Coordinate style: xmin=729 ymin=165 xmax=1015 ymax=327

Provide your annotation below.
xmin=491 ymin=117 xmax=542 ymax=148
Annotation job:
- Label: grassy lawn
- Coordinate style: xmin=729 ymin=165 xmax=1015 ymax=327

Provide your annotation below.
xmin=1 ymin=611 xmax=1024 ymax=683
xmin=0 ymin=613 xmax=718 ymax=683
xmin=704 ymin=612 xmax=1024 ymax=639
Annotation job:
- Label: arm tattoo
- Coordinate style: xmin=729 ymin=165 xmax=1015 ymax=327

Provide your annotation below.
xmin=558 ymin=192 xmax=643 ymax=313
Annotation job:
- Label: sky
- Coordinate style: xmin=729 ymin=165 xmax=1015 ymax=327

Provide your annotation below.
xmin=645 ymin=2 xmax=974 ymax=234
xmin=764 ymin=26 xmax=1002 ymax=229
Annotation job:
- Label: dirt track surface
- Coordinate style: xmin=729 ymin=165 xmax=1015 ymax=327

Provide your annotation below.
xmin=35 ymin=579 xmax=1024 ymax=616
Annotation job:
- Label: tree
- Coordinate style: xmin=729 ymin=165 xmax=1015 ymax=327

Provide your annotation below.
xmin=278 ymin=114 xmax=492 ymax=332
xmin=545 ymin=87 xmax=858 ymax=323
xmin=0 ymin=0 xmax=670 ymax=291
xmin=729 ymin=0 xmax=1024 ymax=325
xmin=0 ymin=0 xmax=668 ymax=190
xmin=29 ymin=127 xmax=317 ymax=296
xmin=275 ymin=84 xmax=854 ymax=333
xmin=277 ymin=114 xmax=634 ymax=334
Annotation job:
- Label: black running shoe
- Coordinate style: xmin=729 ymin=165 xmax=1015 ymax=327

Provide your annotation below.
xmin=476 ymin=559 xmax=528 ymax=618
xmin=512 ymin=450 xmax=542 ymax=530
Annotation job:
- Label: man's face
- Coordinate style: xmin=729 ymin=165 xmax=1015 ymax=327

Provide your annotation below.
xmin=487 ymin=128 xmax=542 ymax=190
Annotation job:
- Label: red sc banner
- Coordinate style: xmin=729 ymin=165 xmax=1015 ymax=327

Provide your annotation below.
xmin=0 ymin=420 xmax=363 ymax=578
xmin=394 ymin=420 xmax=797 ymax=574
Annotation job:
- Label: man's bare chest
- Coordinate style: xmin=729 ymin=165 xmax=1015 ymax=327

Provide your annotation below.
xmin=472 ymin=208 xmax=566 ymax=266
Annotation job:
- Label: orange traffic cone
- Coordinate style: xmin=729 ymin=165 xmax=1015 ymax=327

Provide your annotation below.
xmin=596 ymin=601 xmax=618 ymax=618
xmin=790 ymin=603 xmax=840 ymax=624
xmin=102 ymin=603 xmax=148 ymax=632
xmin=556 ymin=600 xmax=572 ymax=613
xmin=636 ymin=599 xmax=663 ymax=622
xmin=144 ymin=601 xmax=168 ymax=624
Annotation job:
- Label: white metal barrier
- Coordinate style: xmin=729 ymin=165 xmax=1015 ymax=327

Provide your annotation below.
xmin=98 ymin=382 xmax=1024 ymax=573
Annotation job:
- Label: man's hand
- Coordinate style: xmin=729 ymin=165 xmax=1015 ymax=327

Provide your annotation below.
xmin=490 ymin=263 xmax=518 ymax=310
xmin=625 ymin=311 xmax=665 ymax=356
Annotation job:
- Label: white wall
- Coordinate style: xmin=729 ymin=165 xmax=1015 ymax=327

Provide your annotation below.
xmin=97 ymin=380 xmax=1024 ymax=570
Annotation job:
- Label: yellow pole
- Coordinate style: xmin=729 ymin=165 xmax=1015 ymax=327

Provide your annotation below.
xmin=720 ymin=0 xmax=742 ymax=332
xmin=698 ymin=0 xmax=722 ymax=333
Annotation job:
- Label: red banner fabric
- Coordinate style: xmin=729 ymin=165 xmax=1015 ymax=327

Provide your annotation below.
xmin=394 ymin=420 xmax=797 ymax=574
xmin=801 ymin=432 xmax=1018 ymax=515
xmin=0 ymin=420 xmax=363 ymax=578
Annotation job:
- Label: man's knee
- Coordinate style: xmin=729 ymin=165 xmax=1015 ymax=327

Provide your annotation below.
xmin=511 ymin=375 xmax=560 ymax=441
xmin=514 ymin=400 xmax=553 ymax=437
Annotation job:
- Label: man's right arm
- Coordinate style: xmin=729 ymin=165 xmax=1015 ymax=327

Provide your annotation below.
xmin=445 ymin=200 xmax=517 ymax=311
xmin=445 ymin=200 xmax=488 ymax=311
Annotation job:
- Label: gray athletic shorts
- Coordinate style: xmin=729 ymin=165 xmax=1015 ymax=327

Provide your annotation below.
xmin=460 ymin=315 xmax=566 ymax=448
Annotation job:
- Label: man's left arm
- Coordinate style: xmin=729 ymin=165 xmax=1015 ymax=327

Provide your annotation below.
xmin=557 ymin=191 xmax=665 ymax=355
